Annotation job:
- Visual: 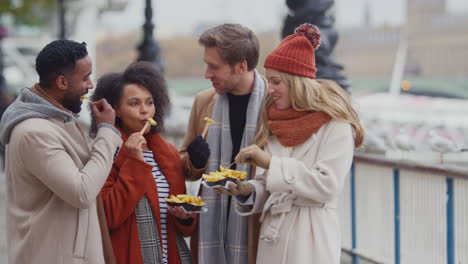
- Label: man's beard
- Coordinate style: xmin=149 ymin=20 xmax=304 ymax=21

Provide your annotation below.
xmin=62 ymin=92 xmax=82 ymax=114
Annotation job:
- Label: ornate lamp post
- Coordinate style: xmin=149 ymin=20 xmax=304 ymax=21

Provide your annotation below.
xmin=58 ymin=0 xmax=67 ymax=39
xmin=0 ymin=21 xmax=8 ymax=164
xmin=137 ymin=0 xmax=164 ymax=72
xmin=282 ymin=0 xmax=350 ymax=91
xmin=0 ymin=23 xmax=7 ymax=94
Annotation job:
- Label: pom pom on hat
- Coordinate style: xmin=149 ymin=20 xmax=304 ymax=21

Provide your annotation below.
xmin=294 ymin=23 xmax=321 ymax=50
xmin=264 ymin=23 xmax=321 ymax=78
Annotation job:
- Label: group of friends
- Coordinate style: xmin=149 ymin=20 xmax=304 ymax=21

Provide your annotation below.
xmin=0 ymin=23 xmax=364 ymax=264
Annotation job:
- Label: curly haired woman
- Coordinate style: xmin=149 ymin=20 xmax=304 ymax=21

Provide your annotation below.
xmin=91 ymin=62 xmax=196 ymax=264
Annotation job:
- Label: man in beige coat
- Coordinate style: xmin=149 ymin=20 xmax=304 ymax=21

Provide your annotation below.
xmin=0 ymin=40 xmax=122 ymax=264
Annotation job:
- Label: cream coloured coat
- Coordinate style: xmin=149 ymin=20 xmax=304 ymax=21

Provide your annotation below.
xmin=236 ymin=120 xmax=354 ymax=264
xmin=4 ymin=116 xmax=122 ymax=264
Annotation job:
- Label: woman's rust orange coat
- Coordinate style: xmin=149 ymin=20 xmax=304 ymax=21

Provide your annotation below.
xmin=101 ymin=131 xmax=196 ymax=264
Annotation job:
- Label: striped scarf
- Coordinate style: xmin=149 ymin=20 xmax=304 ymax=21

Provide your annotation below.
xmin=135 ymin=196 xmax=192 ymax=264
xmin=135 ymin=196 xmax=164 ymax=263
xmin=197 ymin=70 xmax=266 ymax=264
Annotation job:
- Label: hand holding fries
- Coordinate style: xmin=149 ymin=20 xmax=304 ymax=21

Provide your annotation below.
xmin=91 ymin=99 xmax=115 ymax=126
xmin=235 ymin=144 xmax=271 ymax=169
xmin=125 ymin=132 xmax=146 ymax=160
xmin=213 ymin=178 xmax=254 ymax=196
xmin=168 ymin=206 xmax=198 ymax=219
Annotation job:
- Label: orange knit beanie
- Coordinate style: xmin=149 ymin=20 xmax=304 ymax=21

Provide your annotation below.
xmin=264 ymin=23 xmax=321 ymax=78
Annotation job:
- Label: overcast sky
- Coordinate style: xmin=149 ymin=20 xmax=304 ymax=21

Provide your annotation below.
xmin=99 ymin=0 xmax=468 ymax=38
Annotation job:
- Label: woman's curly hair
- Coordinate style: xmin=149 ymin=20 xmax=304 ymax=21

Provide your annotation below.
xmin=89 ymin=61 xmax=170 ymax=138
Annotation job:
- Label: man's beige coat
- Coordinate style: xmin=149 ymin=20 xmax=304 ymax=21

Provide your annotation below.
xmin=179 ymin=88 xmax=262 ymax=264
xmin=4 ymin=116 xmax=122 ymax=264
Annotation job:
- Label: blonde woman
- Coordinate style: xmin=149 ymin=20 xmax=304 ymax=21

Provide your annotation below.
xmin=215 ymin=24 xmax=364 ymax=263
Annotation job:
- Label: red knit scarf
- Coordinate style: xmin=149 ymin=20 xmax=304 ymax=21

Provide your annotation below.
xmin=267 ymin=105 xmax=331 ymax=147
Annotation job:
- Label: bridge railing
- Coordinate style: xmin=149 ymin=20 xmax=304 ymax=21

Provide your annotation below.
xmin=340 ymin=153 xmax=468 ymax=264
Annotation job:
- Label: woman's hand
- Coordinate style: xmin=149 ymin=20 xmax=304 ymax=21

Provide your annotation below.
xmin=168 ymin=206 xmax=197 ymax=220
xmin=213 ymin=179 xmax=254 ymax=196
xmin=235 ymin=144 xmax=271 ymax=169
xmin=125 ymin=132 xmax=146 ymax=160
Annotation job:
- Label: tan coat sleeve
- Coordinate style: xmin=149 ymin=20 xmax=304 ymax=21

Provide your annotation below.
xmin=179 ymin=89 xmax=216 ymax=181
xmin=19 ymin=126 xmax=122 ymax=209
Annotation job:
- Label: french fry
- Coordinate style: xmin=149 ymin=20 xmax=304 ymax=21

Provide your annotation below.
xmin=202 ymin=167 xmax=247 ymax=182
xmin=203 ymin=117 xmax=217 ymax=125
xmin=148 ymin=117 xmax=157 ymax=126
xmin=166 ymin=194 xmax=205 ymax=206
xmin=201 ymin=117 xmax=219 ymax=139
xmin=140 ymin=118 xmax=157 ymax=133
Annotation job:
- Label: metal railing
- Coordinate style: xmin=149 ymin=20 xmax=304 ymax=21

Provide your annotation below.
xmin=339 ymin=153 xmax=468 ymax=264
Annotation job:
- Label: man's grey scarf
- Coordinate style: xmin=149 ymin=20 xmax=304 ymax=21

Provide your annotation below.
xmin=197 ymin=70 xmax=266 ymax=264
xmin=135 ymin=196 xmax=191 ymax=264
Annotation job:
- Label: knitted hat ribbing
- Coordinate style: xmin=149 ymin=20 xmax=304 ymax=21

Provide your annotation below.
xmin=264 ymin=23 xmax=321 ymax=78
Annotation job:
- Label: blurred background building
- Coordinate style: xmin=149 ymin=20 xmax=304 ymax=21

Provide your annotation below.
xmin=335 ymin=0 xmax=468 ymax=85
xmin=0 ymin=0 xmax=466 ymax=162
xmin=1 ymin=0 xmax=467 ymax=94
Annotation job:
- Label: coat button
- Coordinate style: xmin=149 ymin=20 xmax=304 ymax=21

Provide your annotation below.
xmin=284 ymin=175 xmax=294 ymax=184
